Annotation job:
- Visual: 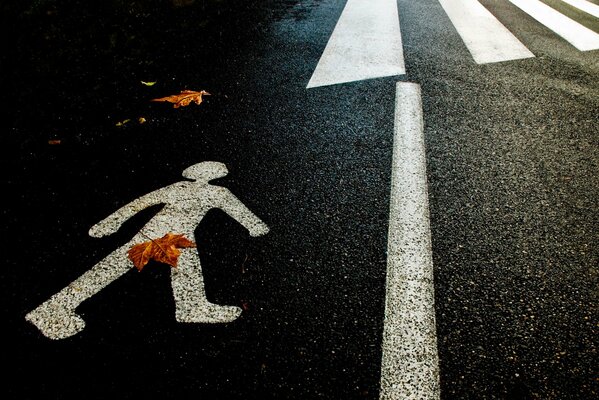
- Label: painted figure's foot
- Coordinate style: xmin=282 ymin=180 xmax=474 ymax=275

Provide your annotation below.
xmin=176 ymin=302 xmax=242 ymax=324
xmin=25 ymin=303 xmax=86 ymax=340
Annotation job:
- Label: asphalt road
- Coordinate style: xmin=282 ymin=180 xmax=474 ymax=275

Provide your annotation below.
xmin=3 ymin=0 xmax=597 ymax=399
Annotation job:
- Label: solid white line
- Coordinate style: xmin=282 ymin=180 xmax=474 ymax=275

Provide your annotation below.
xmin=379 ymin=82 xmax=440 ymax=400
xmin=560 ymin=0 xmax=599 ymax=18
xmin=439 ymin=0 xmax=534 ymax=64
xmin=437 ymin=0 xmax=534 ymax=64
xmin=306 ymin=0 xmax=405 ymax=88
xmin=509 ymin=0 xmax=599 ymax=51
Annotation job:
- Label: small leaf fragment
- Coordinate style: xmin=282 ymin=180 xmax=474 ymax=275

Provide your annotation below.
xmin=127 ymin=233 xmax=196 ymax=271
xmin=48 ymin=139 xmax=61 ymax=145
xmin=138 ymin=117 xmax=147 ymax=124
xmin=141 ymin=81 xmax=157 ymax=86
xmin=151 ymin=90 xmax=210 ymax=108
xmin=116 ymin=119 xmax=131 ymax=127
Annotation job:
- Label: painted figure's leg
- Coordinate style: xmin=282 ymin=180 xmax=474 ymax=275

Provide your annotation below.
xmin=25 ymin=244 xmax=135 ymax=339
xmin=171 ymin=248 xmax=242 ymax=323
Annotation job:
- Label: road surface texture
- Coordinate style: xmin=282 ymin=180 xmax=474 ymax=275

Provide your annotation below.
xmin=3 ymin=0 xmax=597 ymax=399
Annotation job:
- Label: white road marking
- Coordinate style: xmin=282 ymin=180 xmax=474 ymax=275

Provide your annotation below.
xmin=437 ymin=0 xmax=534 ymax=64
xmin=509 ymin=0 xmax=599 ymax=51
xmin=306 ymin=0 xmax=405 ymax=89
xmin=560 ymin=0 xmax=599 ymax=19
xmin=25 ymin=162 xmax=269 ymax=340
xmin=379 ymin=83 xmax=440 ymax=400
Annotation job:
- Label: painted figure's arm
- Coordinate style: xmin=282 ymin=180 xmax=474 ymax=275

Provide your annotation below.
xmin=219 ymin=190 xmax=270 ymax=237
xmin=89 ymin=186 xmax=169 ymax=238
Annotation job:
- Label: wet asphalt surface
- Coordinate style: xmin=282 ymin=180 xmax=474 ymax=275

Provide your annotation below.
xmin=3 ymin=0 xmax=598 ymax=399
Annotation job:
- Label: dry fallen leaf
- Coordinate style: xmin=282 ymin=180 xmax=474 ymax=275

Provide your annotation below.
xmin=116 ymin=119 xmax=131 ymax=127
xmin=48 ymin=139 xmax=61 ymax=145
xmin=138 ymin=117 xmax=147 ymax=124
xmin=127 ymin=233 xmax=196 ymax=271
xmin=151 ymin=90 xmax=210 ymax=108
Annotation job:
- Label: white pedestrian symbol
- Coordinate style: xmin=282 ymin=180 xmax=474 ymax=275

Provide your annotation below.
xmin=26 ymin=162 xmax=269 ymax=340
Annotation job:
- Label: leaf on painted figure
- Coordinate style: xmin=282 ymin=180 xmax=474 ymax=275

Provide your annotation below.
xmin=127 ymin=233 xmax=196 ymax=271
xmin=150 ymin=90 xmax=210 ymax=108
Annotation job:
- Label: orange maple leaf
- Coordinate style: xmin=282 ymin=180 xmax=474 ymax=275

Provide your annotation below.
xmin=127 ymin=233 xmax=196 ymax=272
xmin=151 ymin=90 xmax=211 ymax=108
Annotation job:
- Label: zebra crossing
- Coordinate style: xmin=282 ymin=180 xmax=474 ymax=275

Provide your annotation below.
xmin=508 ymin=0 xmax=599 ymax=51
xmin=306 ymin=0 xmax=405 ymax=88
xmin=437 ymin=0 xmax=534 ymax=64
xmin=552 ymin=0 xmax=599 ymax=19
xmin=308 ymin=0 xmax=599 ymax=88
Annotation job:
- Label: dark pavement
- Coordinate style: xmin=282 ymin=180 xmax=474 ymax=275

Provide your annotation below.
xmin=3 ymin=0 xmax=597 ymax=399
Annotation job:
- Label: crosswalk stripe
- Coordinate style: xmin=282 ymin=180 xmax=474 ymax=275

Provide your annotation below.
xmin=306 ymin=0 xmax=405 ymax=88
xmin=437 ymin=0 xmax=534 ymax=64
xmin=509 ymin=0 xmax=599 ymax=51
xmin=560 ymin=0 xmax=599 ymax=19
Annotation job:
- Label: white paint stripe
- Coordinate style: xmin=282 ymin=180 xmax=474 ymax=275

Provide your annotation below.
xmin=379 ymin=83 xmax=440 ymax=400
xmin=437 ymin=0 xmax=534 ymax=64
xmin=509 ymin=0 xmax=599 ymax=51
xmin=560 ymin=0 xmax=599 ymax=18
xmin=306 ymin=0 xmax=405 ymax=89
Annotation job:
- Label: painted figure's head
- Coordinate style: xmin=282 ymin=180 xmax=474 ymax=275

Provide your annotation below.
xmin=182 ymin=162 xmax=228 ymax=182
